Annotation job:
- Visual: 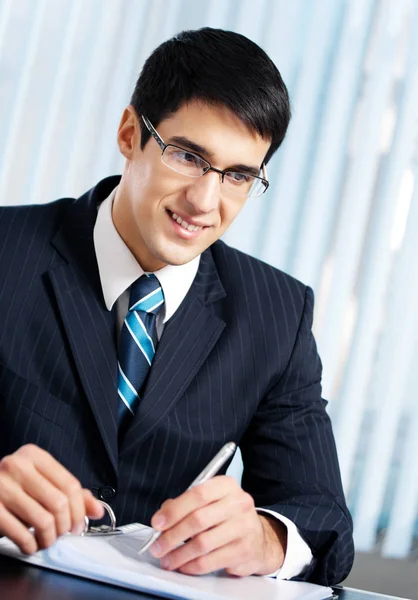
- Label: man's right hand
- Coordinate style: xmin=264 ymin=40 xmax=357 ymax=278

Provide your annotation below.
xmin=0 ymin=444 xmax=104 ymax=554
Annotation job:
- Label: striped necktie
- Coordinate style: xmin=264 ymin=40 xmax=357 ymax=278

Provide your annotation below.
xmin=117 ymin=274 xmax=164 ymax=429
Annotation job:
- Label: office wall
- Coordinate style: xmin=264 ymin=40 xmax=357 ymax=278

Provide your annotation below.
xmin=1 ymin=0 xmax=418 ymax=559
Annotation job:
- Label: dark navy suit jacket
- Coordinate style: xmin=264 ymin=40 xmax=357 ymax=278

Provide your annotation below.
xmin=0 ymin=176 xmax=354 ymax=585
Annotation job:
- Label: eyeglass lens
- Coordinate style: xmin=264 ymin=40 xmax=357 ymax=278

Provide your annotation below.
xmin=162 ymin=146 xmax=265 ymax=198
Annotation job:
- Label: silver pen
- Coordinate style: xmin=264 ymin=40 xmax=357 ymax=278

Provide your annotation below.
xmin=137 ymin=441 xmax=237 ymax=555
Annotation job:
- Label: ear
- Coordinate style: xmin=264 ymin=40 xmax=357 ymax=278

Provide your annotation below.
xmin=117 ymin=106 xmax=140 ymax=159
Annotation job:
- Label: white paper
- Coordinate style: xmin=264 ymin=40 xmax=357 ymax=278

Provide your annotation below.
xmin=0 ymin=524 xmax=332 ymax=600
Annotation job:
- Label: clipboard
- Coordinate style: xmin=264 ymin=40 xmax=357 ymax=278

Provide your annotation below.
xmin=0 ymin=522 xmax=333 ymax=600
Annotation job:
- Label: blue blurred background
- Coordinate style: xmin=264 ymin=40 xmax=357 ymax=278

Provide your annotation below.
xmin=1 ymin=0 xmax=418 ymax=595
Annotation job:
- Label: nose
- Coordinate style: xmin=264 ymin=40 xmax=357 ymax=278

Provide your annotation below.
xmin=185 ymin=170 xmax=221 ymax=214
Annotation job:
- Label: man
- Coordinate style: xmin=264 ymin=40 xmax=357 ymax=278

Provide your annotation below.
xmin=0 ymin=28 xmax=354 ymax=584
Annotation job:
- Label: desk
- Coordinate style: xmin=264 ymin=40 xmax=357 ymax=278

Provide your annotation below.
xmin=0 ymin=555 xmax=408 ymax=600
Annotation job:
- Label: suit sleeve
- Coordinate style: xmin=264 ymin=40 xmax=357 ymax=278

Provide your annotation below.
xmin=239 ymin=285 xmax=354 ymax=586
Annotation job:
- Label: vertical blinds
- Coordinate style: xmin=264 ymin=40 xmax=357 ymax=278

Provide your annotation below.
xmin=1 ymin=0 xmax=417 ymax=558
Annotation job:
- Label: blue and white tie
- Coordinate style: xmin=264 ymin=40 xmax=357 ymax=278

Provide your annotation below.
xmin=117 ymin=274 xmax=164 ymax=429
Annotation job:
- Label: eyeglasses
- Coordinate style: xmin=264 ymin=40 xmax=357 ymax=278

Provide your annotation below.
xmin=141 ymin=115 xmax=269 ymax=199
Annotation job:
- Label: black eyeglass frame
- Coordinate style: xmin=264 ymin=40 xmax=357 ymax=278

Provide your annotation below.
xmin=141 ymin=115 xmax=269 ymax=197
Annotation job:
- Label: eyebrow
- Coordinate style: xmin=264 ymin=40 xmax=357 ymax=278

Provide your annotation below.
xmin=168 ymin=135 xmax=261 ymax=177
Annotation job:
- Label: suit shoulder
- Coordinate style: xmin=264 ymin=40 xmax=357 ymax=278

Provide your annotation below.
xmin=211 ymin=240 xmax=309 ymax=299
xmin=0 ymin=197 xmax=74 ymax=238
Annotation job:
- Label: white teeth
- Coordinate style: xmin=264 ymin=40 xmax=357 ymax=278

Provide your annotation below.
xmin=170 ymin=211 xmax=203 ymax=232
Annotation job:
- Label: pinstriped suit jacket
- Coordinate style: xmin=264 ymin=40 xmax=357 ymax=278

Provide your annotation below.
xmin=0 ymin=176 xmax=353 ymax=585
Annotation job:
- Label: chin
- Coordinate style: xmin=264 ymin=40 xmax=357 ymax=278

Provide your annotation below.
xmin=161 ymin=255 xmax=196 ymax=267
xmin=154 ymin=247 xmax=200 ymax=267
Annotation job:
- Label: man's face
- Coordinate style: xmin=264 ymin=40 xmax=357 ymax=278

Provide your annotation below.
xmin=113 ymin=100 xmax=270 ymax=271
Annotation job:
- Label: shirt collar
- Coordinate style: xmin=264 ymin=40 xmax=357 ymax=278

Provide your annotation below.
xmin=93 ymin=187 xmax=200 ymax=323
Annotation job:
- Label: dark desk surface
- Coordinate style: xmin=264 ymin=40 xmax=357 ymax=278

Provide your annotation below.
xmin=0 ymin=554 xmax=408 ymax=600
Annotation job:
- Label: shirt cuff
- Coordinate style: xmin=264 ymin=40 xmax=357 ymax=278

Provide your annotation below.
xmin=256 ymin=508 xmax=313 ymax=579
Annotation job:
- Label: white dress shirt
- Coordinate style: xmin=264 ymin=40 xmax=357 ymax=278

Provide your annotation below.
xmin=93 ymin=188 xmax=313 ymax=579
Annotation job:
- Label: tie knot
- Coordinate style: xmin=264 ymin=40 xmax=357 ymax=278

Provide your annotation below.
xmin=129 ymin=274 xmax=164 ymax=315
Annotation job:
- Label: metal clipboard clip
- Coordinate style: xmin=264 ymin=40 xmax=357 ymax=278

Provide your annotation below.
xmin=81 ymin=500 xmax=123 ymax=536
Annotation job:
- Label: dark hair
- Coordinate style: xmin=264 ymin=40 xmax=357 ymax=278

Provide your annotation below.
xmin=130 ymin=27 xmax=291 ymax=164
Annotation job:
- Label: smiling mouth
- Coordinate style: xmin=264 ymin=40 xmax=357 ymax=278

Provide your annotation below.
xmin=167 ymin=210 xmax=209 ymax=232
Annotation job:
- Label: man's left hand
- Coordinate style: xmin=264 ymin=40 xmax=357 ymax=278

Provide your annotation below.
xmin=149 ymin=475 xmax=287 ymax=576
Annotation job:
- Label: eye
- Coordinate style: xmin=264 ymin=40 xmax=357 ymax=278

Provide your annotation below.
xmin=174 ymin=150 xmax=204 ymax=167
xmin=225 ymin=172 xmax=253 ymax=185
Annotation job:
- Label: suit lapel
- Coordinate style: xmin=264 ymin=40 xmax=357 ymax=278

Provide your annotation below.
xmin=48 ymin=177 xmax=121 ymax=474
xmin=46 ymin=177 xmax=228 ymax=465
xmin=121 ymin=249 xmax=226 ymax=455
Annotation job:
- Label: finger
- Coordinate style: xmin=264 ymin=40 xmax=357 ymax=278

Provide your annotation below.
xmin=12 ymin=445 xmax=85 ymax=533
xmin=16 ymin=466 xmax=72 ymax=537
xmin=17 ymin=445 xmax=77 ymax=491
xmin=82 ymin=490 xmax=105 ymax=519
xmin=1 ymin=449 xmax=100 ymax=537
xmin=151 ymin=495 xmax=235 ymax=557
xmin=0 ymin=475 xmax=57 ymax=549
xmin=1 ymin=452 xmax=72 ymax=537
xmin=0 ymin=503 xmax=38 ymax=555
xmin=177 ymin=540 xmax=250 ymax=576
xmin=20 ymin=445 xmax=84 ymax=507
xmin=152 ymin=476 xmax=240 ymax=531
xmin=19 ymin=447 xmax=101 ymax=533
xmin=159 ymin=519 xmax=238 ymax=571
xmin=67 ymin=487 xmax=88 ymax=534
